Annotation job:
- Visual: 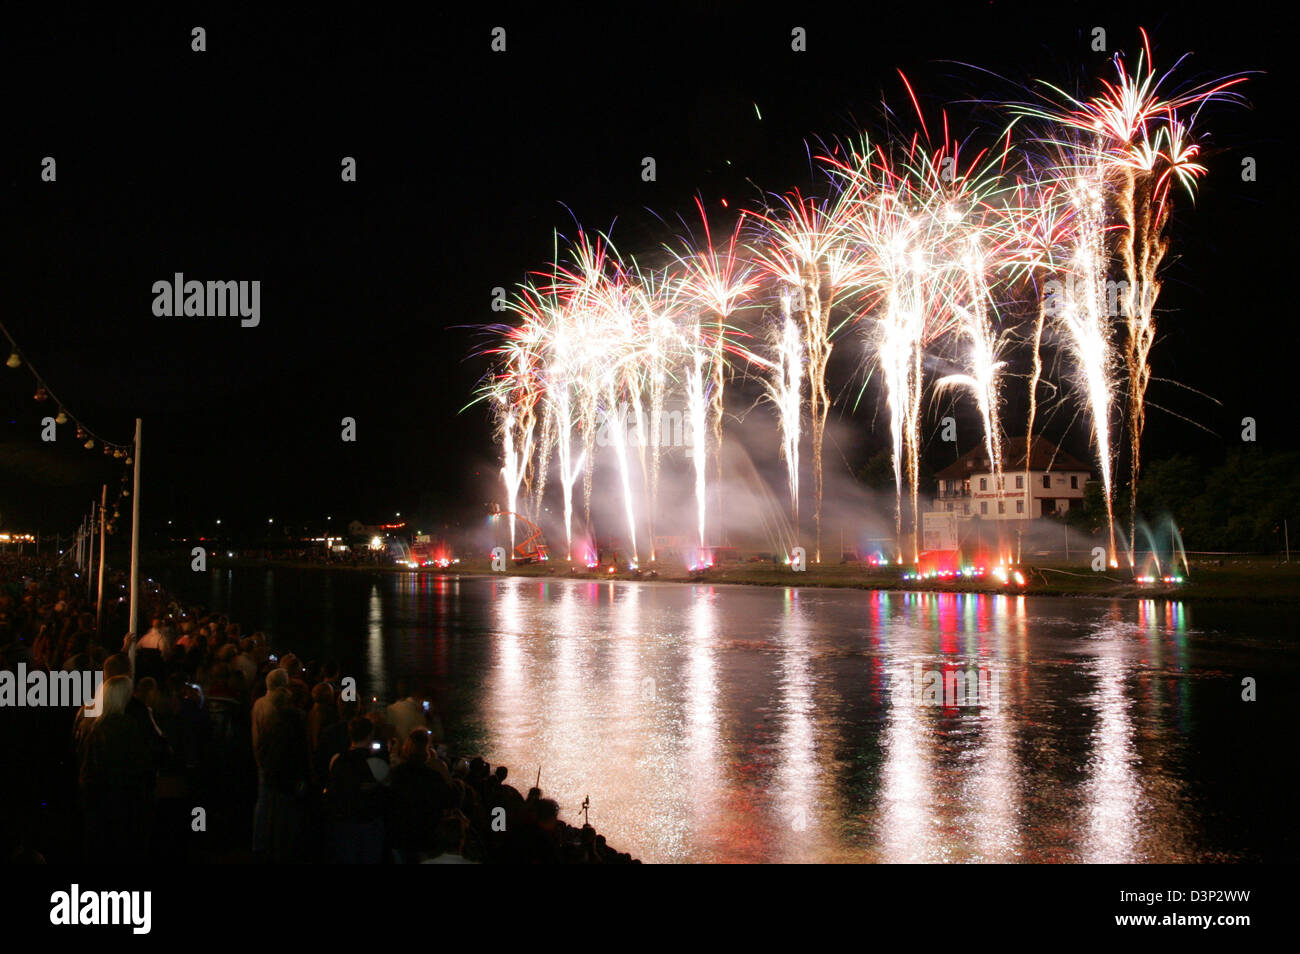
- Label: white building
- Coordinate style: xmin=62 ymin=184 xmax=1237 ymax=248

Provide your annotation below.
xmin=931 ymin=437 xmax=1092 ymax=521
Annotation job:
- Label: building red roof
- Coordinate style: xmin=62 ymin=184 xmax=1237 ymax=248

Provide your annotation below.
xmin=933 ymin=436 xmax=1092 ymax=481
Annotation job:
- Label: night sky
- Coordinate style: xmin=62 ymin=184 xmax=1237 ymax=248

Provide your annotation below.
xmin=0 ymin=6 xmax=1287 ymax=540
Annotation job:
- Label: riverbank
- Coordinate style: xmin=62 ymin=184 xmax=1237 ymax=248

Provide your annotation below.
xmin=205 ymin=554 xmax=1300 ymax=604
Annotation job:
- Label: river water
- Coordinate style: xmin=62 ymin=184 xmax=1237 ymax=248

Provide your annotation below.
xmin=169 ymin=567 xmax=1296 ymax=863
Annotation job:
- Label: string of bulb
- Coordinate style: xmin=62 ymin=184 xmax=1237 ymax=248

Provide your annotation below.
xmin=2 ymin=319 xmax=136 ymax=533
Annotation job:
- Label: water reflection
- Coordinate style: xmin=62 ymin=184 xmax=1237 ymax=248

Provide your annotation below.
xmin=682 ymin=587 xmax=721 ymax=859
xmin=968 ymin=665 xmax=1018 ymax=861
xmin=472 ymin=584 xmax=1235 ymax=862
xmin=773 ymin=589 xmax=822 ymax=860
xmin=1083 ymin=646 xmax=1139 ymax=862
xmin=366 ymin=583 xmax=383 ymax=702
xmin=179 ymin=567 xmax=1293 ymax=863
xmin=878 ymin=663 xmax=931 ymax=861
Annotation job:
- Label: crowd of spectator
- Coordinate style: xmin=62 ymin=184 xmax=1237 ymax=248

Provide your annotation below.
xmin=0 ymin=555 xmax=636 ymax=864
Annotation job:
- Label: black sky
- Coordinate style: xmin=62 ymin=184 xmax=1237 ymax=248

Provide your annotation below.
xmin=0 ymin=5 xmax=1290 ymax=538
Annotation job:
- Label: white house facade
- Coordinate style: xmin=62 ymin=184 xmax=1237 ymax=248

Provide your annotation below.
xmin=931 ymin=437 xmax=1092 ymax=521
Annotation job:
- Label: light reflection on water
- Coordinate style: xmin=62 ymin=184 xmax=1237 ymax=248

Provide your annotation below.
xmin=179 ymin=569 xmax=1296 ymax=863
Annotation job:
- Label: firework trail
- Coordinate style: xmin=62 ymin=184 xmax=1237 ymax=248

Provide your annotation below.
xmin=683 ymin=318 xmax=710 ymax=554
xmin=545 ymin=304 xmax=586 ymax=561
xmin=531 ymin=401 xmax=553 ymax=521
xmin=999 ymin=178 xmax=1072 ymax=507
xmin=752 ymin=187 xmax=861 ymax=563
xmin=925 ymin=130 xmax=1020 ymax=516
xmin=496 ymin=390 xmax=535 ymax=552
xmin=828 ymin=144 xmax=925 ymax=561
xmin=602 ymin=268 xmax=654 ymax=566
xmin=829 ymin=123 xmax=1011 ymax=562
xmin=1059 ymin=149 xmax=1120 ymax=563
xmin=673 ymin=200 xmax=756 ymax=553
xmin=1013 ymin=28 xmax=1246 ymax=555
xmin=499 ymin=406 xmax=526 ymax=550
xmin=636 ymin=271 xmax=679 ymax=561
xmin=768 ymin=292 xmax=803 ymax=535
xmin=736 ymin=289 xmax=804 ymax=550
xmin=867 ymin=204 xmax=932 ymax=561
xmin=477 ymin=293 xmax=545 ymax=551
xmin=554 ymin=231 xmax=658 ymax=564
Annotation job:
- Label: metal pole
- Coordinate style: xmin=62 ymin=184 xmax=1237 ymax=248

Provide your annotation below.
xmin=87 ymin=500 xmax=96 ymax=598
xmin=128 ymin=419 xmax=142 ymax=637
xmin=96 ymin=484 xmax=107 ymax=633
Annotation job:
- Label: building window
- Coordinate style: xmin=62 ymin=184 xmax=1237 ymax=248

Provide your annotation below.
xmin=964 ymin=503 xmax=970 ymax=515
xmin=980 ymin=502 xmax=988 ymax=515
xmin=998 ymin=501 xmax=1005 ymax=514
xmin=946 ymin=502 xmax=953 ymax=512
xmin=1015 ymin=475 xmax=1023 ymax=489
xmin=1042 ymin=474 xmax=1051 ymax=489
xmin=1016 ymin=500 xmax=1024 ymax=514
xmin=1070 ymin=475 xmax=1078 ymax=489
xmin=979 ymin=478 xmax=987 ymax=491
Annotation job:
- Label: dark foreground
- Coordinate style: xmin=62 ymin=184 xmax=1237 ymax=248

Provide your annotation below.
xmin=0 ymin=557 xmax=638 ymax=864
